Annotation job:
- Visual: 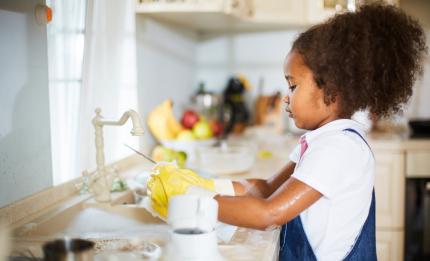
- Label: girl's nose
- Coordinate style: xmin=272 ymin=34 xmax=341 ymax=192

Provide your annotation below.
xmin=283 ymin=95 xmax=290 ymax=104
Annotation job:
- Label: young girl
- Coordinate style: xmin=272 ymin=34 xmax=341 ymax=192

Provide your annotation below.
xmin=148 ymin=3 xmax=427 ymax=260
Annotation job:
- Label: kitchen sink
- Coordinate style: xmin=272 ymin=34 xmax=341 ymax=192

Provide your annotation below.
xmin=10 ymin=190 xmax=279 ymax=261
xmin=12 ymin=190 xmax=169 ymax=257
xmin=15 ymin=190 xmax=166 ymax=237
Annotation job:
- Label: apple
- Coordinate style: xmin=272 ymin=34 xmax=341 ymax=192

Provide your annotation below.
xmin=192 ymin=120 xmax=213 ymax=139
xmin=176 ymin=129 xmax=196 ymax=141
xmin=174 ymin=151 xmax=187 ymax=168
xmin=151 ymin=145 xmax=175 ymax=162
xmin=151 ymin=145 xmax=187 ymax=167
xmin=181 ymin=110 xmax=200 ymax=129
xmin=210 ymin=120 xmax=223 ymax=137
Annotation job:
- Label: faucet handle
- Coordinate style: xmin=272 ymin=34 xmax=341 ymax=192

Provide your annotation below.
xmin=95 ymin=108 xmax=102 ymax=116
xmin=75 ymin=170 xmax=91 ymax=194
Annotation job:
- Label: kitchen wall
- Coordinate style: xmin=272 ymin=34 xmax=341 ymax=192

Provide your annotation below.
xmin=401 ymin=0 xmax=430 ymax=119
xmin=134 ymin=21 xmax=303 ymax=146
xmin=195 ymin=30 xmax=300 ymax=127
xmin=134 ymin=20 xmax=302 ymax=146
xmin=407 ymin=32 xmax=430 ymax=119
xmin=0 ymin=0 xmax=53 ymax=207
xmin=134 ymin=1 xmax=430 ymax=148
xmin=195 ymin=20 xmax=430 ymax=122
xmin=195 ymin=30 xmax=299 ymax=95
xmin=136 ymin=18 xmax=199 ymax=151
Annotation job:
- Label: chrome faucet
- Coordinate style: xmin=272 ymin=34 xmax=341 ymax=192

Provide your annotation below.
xmin=90 ymin=108 xmax=144 ymax=203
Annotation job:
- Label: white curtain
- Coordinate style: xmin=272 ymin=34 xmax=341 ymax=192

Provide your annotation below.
xmin=79 ymin=0 xmax=139 ymax=174
xmin=47 ymin=0 xmax=87 ymax=185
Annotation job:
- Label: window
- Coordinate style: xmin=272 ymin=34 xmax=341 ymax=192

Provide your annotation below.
xmin=46 ymin=0 xmax=87 ymax=184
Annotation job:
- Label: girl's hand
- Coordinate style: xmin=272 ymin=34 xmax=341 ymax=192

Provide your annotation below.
xmin=147 ymin=164 xmax=215 ymax=217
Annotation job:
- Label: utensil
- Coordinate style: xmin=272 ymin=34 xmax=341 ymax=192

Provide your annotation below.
xmin=43 ymin=238 xmax=94 ymax=261
xmin=124 ymin=144 xmax=157 ymax=164
xmin=190 ymin=82 xmax=221 ymax=122
xmin=91 ymin=238 xmax=161 ymax=259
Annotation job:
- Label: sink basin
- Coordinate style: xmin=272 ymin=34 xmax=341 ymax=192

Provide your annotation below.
xmin=10 ymin=190 xmax=278 ymax=261
xmin=12 ymin=191 xmax=169 ymax=257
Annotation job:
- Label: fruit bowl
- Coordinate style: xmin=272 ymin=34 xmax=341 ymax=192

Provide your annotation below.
xmin=160 ymin=139 xmax=216 ymax=164
xmin=196 ymin=143 xmax=256 ymax=175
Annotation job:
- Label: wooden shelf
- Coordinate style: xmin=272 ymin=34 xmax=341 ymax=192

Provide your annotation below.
xmin=135 ymin=1 xmax=302 ymax=36
xmin=135 ymin=0 xmax=400 ymax=36
xmin=136 ymin=1 xmax=228 ymax=13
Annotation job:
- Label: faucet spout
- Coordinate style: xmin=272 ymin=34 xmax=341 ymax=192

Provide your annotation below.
xmin=90 ymin=108 xmax=145 ymax=203
xmin=93 ymin=108 xmax=144 ymax=136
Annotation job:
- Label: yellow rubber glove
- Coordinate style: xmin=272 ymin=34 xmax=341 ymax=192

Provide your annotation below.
xmin=146 ymin=164 xmax=215 ymax=218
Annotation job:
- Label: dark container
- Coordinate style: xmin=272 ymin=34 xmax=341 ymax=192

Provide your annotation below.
xmin=43 ymin=238 xmax=94 ymax=261
xmin=408 ymin=120 xmax=430 ymax=138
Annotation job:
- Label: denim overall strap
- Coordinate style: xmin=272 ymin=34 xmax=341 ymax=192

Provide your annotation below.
xmin=279 ymin=128 xmax=376 ymax=261
xmin=343 ymin=191 xmax=377 ymax=260
xmin=342 ymin=128 xmax=377 ymax=261
xmin=279 ymin=215 xmax=318 ymax=261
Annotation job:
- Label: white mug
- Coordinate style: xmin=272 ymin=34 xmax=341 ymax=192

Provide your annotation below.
xmin=168 ymin=194 xmax=218 ymax=232
xmin=167 ymin=230 xmax=222 ymax=261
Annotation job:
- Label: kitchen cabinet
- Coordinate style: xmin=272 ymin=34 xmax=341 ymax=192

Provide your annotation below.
xmin=376 ymin=230 xmax=404 ymax=261
xmin=374 ymin=151 xmax=405 ymax=229
xmin=406 ymin=150 xmax=430 ymax=177
xmin=304 ymin=0 xmax=336 ymax=25
xmin=304 ymin=0 xmax=399 ymax=25
xmin=135 ymin=0 xmax=257 ymax=34
xmin=373 ymin=150 xmax=405 ymax=261
xmin=135 ymin=0 xmax=400 ymax=35
xmin=253 ymin=0 xmax=400 ymax=26
xmin=250 ymin=0 xmax=306 ymax=26
xmin=372 ymin=139 xmax=430 ymax=261
xmin=136 ymin=0 xmax=253 ymax=18
xmin=135 ymin=0 xmax=305 ymax=35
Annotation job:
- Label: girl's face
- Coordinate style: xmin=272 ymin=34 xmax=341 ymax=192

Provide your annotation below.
xmin=283 ymin=51 xmax=340 ymax=130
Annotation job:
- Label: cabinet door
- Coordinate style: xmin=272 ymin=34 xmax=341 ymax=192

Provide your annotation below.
xmin=304 ymin=0 xmax=335 ymax=25
xmin=374 ymin=152 xmax=405 ymax=229
xmin=376 ymin=230 xmax=404 ymax=261
xmin=406 ymin=151 xmax=430 ymax=177
xmin=304 ymin=0 xmax=400 ymax=25
xmin=251 ymin=0 xmax=306 ymax=25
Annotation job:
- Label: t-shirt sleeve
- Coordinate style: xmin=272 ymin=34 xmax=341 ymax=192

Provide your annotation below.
xmin=289 ymin=144 xmax=301 ymax=163
xmin=291 ymin=144 xmax=351 ymax=199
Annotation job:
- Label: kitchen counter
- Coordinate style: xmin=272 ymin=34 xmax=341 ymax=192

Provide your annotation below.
xmin=105 ymin=146 xmax=291 ymax=261
xmin=4 ymin=129 xmax=430 ymax=260
xmin=115 ymin=134 xmax=296 ymax=260
xmin=369 ymin=133 xmax=430 ymax=151
xmin=3 ymin=133 xmax=296 ymax=260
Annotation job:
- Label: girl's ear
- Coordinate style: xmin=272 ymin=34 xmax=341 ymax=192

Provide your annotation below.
xmin=314 ymin=75 xmax=325 ymax=89
xmin=328 ymin=96 xmax=343 ymax=117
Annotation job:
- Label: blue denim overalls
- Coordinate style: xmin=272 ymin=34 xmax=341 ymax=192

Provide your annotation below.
xmin=279 ymin=128 xmax=377 ymax=261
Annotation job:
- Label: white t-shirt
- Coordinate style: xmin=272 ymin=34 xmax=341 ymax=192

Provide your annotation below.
xmin=289 ymin=119 xmax=375 ymax=261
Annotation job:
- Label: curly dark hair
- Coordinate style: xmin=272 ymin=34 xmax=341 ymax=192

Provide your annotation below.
xmin=292 ymin=3 xmax=428 ymax=118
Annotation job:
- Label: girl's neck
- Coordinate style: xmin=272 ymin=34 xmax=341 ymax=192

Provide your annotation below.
xmin=314 ymin=114 xmax=344 ymax=130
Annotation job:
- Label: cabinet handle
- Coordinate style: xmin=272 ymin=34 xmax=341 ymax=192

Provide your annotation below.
xmin=426 ymin=181 xmax=430 ymax=191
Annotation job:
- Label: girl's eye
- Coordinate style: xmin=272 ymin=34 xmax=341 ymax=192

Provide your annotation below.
xmin=289 ymin=85 xmax=297 ymax=92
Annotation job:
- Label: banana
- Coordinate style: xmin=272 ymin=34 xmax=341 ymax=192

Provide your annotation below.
xmin=164 ymin=100 xmax=183 ymax=136
xmin=147 ymin=112 xmax=174 ymax=140
xmin=147 ymin=99 xmax=183 ymax=141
